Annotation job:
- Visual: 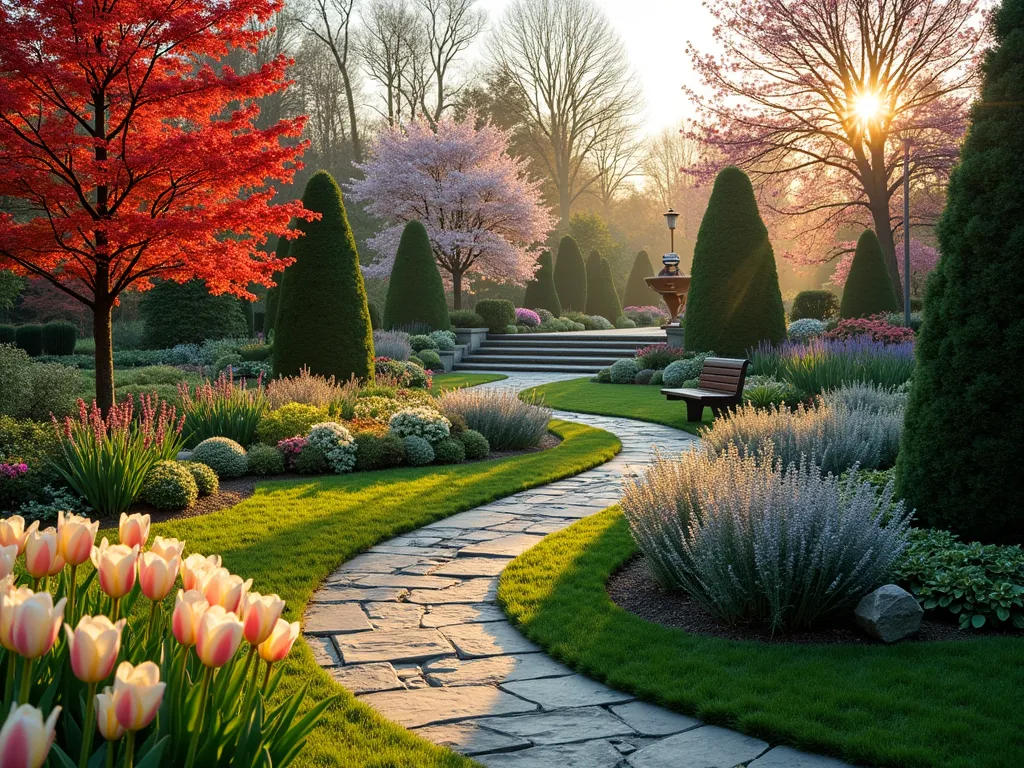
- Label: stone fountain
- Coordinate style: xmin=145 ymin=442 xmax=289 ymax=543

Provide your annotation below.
xmin=644 ymin=209 xmax=691 ymax=347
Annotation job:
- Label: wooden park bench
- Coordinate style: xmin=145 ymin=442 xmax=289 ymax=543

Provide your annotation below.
xmin=661 ymin=357 xmax=750 ymax=422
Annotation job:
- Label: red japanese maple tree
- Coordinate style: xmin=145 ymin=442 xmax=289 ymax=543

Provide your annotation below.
xmin=0 ymin=0 xmax=309 ymax=409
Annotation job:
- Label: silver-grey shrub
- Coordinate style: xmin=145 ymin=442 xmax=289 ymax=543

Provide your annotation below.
xmin=621 ymin=446 xmax=911 ymax=633
xmin=373 ymin=330 xmax=411 ymax=361
xmin=438 ymin=387 xmax=551 ymax=450
xmin=821 ymin=381 xmax=907 ymax=413
xmin=701 ymin=392 xmax=903 ymax=475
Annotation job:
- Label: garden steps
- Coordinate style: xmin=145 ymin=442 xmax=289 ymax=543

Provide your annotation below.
xmin=304 ymin=373 xmax=857 ymax=768
xmin=454 ymin=330 xmax=665 ymax=374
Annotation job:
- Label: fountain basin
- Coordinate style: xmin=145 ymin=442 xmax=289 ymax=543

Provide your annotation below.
xmin=644 ymin=274 xmax=691 ymax=326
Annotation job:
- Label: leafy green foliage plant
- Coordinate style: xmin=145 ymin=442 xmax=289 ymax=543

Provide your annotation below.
xmin=790 ymin=289 xmax=839 ymax=321
xmin=139 ymin=279 xmax=248 ymax=349
xmin=474 ymin=299 xmax=516 ymax=333
xmin=140 ymin=459 xmax=199 ymax=509
xmin=623 ymin=250 xmax=656 ymax=308
xmin=181 ymin=460 xmax=218 ymax=496
xmin=189 ymin=436 xmax=248 ymax=479
xmin=178 ymin=371 xmax=268 ymax=448
xmin=457 ymin=429 xmax=489 ymax=460
xmin=42 ymin=321 xmax=77 ymax=355
xmin=256 ymin=403 xmax=328 ymax=446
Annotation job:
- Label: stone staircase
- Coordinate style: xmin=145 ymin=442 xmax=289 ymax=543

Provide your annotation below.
xmin=454 ymin=331 xmax=665 ymax=375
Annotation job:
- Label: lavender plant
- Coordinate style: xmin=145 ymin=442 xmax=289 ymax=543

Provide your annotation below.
xmin=438 ymin=387 xmax=551 ymax=450
xmin=749 ymin=337 xmax=915 ymax=394
xmin=621 ymin=446 xmax=912 ymax=633
xmin=373 ymin=330 xmax=412 ymax=361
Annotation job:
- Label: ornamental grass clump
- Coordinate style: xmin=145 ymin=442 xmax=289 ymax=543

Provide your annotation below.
xmin=750 ymin=337 xmax=915 ymax=395
xmin=53 ymin=395 xmax=185 ymax=518
xmin=438 ymin=388 xmax=551 ymax=450
xmin=621 ymin=446 xmax=912 ymax=633
xmin=265 ymin=366 xmax=348 ymax=409
xmin=178 ymin=371 xmax=268 ymax=448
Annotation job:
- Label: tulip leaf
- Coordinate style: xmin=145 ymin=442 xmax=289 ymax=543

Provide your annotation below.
xmin=48 ymin=744 xmax=78 ymax=768
xmin=134 ymin=736 xmax=170 ymax=768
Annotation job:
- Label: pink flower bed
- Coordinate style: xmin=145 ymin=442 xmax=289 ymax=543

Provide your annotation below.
xmin=824 ymin=316 xmax=916 ymax=344
xmin=515 ymin=307 xmax=541 ymax=327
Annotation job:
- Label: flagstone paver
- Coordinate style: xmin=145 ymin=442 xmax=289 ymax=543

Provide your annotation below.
xmin=304 ymin=373 xmax=858 ymax=767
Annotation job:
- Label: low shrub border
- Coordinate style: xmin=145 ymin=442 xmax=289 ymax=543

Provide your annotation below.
xmin=498 ymin=507 xmax=1024 ymax=768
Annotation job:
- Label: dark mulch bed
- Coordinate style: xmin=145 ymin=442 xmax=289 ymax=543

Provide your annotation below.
xmin=608 ymin=554 xmax=1018 ymax=645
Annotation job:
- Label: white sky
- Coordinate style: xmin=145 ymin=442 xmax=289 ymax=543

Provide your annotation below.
xmin=472 ymin=0 xmax=719 ymax=136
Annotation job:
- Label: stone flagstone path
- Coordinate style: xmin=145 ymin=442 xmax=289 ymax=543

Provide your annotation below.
xmin=304 ymin=373 xmax=855 ymax=768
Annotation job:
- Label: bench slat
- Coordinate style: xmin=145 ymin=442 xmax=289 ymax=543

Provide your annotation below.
xmin=704 ymin=358 xmax=746 ymax=369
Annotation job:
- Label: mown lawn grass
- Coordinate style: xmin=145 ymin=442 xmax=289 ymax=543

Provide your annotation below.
xmin=149 ymin=418 xmax=620 ymax=767
xmin=429 ymin=372 xmax=507 ymax=393
xmin=523 ymin=377 xmax=713 ymax=435
xmin=499 ymin=507 xmax=1024 ymax=768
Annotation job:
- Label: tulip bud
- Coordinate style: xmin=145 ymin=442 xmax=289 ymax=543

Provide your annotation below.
xmin=258 ymin=619 xmax=300 ymax=664
xmin=138 ymin=551 xmax=181 ymax=602
xmin=240 ymin=591 xmax=285 ymax=647
xmin=111 ymin=661 xmax=166 ymax=732
xmin=171 ymin=590 xmax=209 ymax=648
xmin=94 ymin=689 xmax=125 ymax=741
xmin=0 ymin=516 xmax=38 ymax=555
xmin=0 ymin=544 xmax=16 ymax=580
xmin=12 ymin=591 xmax=67 ymax=659
xmin=57 ymin=511 xmax=99 ymax=567
xmin=63 ymin=615 xmax=126 ymax=684
xmin=0 ymin=703 xmax=61 ymax=768
xmin=0 ymin=580 xmax=32 ymax=652
xmin=201 ymin=568 xmax=252 ymax=614
xmin=195 ymin=605 xmax=244 ymax=668
xmin=90 ymin=538 xmax=138 ymax=600
xmin=118 ymin=513 xmax=150 ymax=550
xmin=23 ymin=527 xmax=59 ymax=580
xmin=180 ymin=553 xmax=221 ymax=592
xmin=149 ymin=536 xmax=185 ymax=561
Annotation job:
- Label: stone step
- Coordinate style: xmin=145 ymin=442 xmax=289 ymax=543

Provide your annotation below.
xmin=461 ymin=354 xmax=624 ymax=366
xmin=477 ymin=343 xmax=644 ymax=355
xmin=488 ymin=334 xmax=664 ymax=344
xmin=453 ymin=362 xmax=603 ymax=374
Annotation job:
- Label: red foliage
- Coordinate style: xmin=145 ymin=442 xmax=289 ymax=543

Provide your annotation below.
xmin=824 ymin=316 xmax=916 ymax=345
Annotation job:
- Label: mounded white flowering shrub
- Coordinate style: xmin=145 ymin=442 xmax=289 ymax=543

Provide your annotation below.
xmin=388 ymin=407 xmax=451 ymax=444
xmin=621 ymin=446 xmax=912 ymax=633
xmin=306 ymin=422 xmax=357 ymax=473
xmin=787 ymin=318 xmax=828 ymax=342
xmin=662 ymin=352 xmax=714 ymax=388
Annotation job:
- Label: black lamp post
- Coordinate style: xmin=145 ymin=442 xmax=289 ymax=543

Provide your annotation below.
xmin=902 ymin=139 xmax=912 ymax=326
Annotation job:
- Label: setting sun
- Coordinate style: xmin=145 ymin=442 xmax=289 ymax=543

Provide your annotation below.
xmin=852 ymin=90 xmax=885 ymax=124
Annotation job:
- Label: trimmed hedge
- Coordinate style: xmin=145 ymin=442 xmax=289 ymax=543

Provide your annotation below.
xmin=840 ymin=230 xmax=900 ymax=319
xmin=140 ymin=280 xmax=247 ymax=349
xmin=0 ymin=325 xmax=15 ymax=345
xmin=42 ymin=321 xmax=76 ymax=355
xmin=475 ymin=299 xmax=516 ymax=333
xmin=790 ymin=290 xmax=839 ymax=321
xmin=623 ymin=250 xmax=656 ymax=308
xmin=553 ymin=235 xmax=587 ymax=312
xmin=896 ymin=0 xmax=1024 ymax=545
xmin=383 ymin=220 xmax=450 ymax=332
xmin=273 ymin=171 xmax=375 ymax=381
xmin=522 ymin=250 xmax=562 ymax=317
xmin=684 ymin=166 xmax=786 ymax=357
xmin=15 ymin=324 xmax=43 ymax=357
xmin=450 ymin=310 xmax=485 ymax=328
xmin=592 ymin=257 xmax=622 ymax=323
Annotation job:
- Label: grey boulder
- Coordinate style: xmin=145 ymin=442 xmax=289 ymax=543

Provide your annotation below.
xmin=854 ymin=585 xmax=923 ymax=643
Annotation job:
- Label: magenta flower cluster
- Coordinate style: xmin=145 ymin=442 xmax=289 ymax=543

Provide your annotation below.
xmin=824 ymin=315 xmax=915 ymax=344
xmin=515 ymin=308 xmax=541 ymax=327
xmin=277 ymin=436 xmax=308 ymax=470
xmin=0 ymin=462 xmax=28 ymax=480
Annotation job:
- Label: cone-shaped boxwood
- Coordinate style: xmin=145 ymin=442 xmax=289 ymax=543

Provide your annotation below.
xmin=140 ymin=279 xmax=247 ymax=349
xmin=384 ymin=220 xmax=450 ymax=331
xmin=585 ymin=250 xmax=604 ymax=316
xmin=840 ymin=230 xmax=900 ymax=318
xmin=274 ymin=171 xmax=375 ymax=381
xmin=522 ymin=250 xmax=562 ymax=316
xmin=623 ymin=250 xmax=656 ymax=308
xmin=591 ymin=257 xmax=622 ymax=323
xmin=684 ymin=167 xmax=786 ymax=356
xmin=553 ymin=235 xmax=587 ymax=312
xmin=263 ymin=234 xmax=289 ymax=336
xmin=896 ymin=0 xmax=1024 ymax=544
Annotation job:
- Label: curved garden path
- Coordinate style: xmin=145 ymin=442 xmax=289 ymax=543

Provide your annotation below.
xmin=304 ymin=373 xmax=853 ymax=768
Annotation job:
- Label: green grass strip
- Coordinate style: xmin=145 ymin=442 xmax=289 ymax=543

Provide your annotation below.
xmin=429 ymin=372 xmax=507 ymax=394
xmin=151 ymin=418 xmax=619 ymax=767
xmin=499 ymin=508 xmax=1024 ymax=768
xmin=523 ymin=378 xmax=713 ymax=435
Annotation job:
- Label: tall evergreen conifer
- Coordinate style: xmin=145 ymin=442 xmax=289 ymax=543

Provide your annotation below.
xmin=383 ymin=220 xmax=450 ymax=331
xmin=585 ymin=250 xmax=604 ymax=316
xmin=522 ymin=250 xmax=561 ymax=316
xmin=262 ymin=234 xmax=289 ymax=336
xmin=896 ymin=0 xmax=1024 ymax=543
xmin=839 ymin=230 xmax=900 ymax=318
xmin=553 ymin=235 xmax=587 ymax=311
xmin=623 ymin=250 xmax=656 ymax=307
xmin=592 ymin=257 xmax=622 ymax=322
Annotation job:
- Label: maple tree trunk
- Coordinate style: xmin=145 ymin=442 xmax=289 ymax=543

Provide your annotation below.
xmin=92 ymin=80 xmax=116 ymax=413
xmin=92 ymin=287 xmax=115 ymax=413
xmin=869 ymin=197 xmax=902 ymax=298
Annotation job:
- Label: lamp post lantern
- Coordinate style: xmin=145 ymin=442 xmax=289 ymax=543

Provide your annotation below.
xmin=663 ymin=208 xmax=680 ymax=254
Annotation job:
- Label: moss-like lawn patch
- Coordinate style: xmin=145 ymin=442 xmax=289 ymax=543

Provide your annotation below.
xmin=523 ymin=377 xmax=713 ymax=435
xmin=498 ymin=507 xmax=1024 ymax=768
xmin=430 ymin=372 xmax=507 ymax=393
xmin=150 ymin=418 xmax=619 ymax=767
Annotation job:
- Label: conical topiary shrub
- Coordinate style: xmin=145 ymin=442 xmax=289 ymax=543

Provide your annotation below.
xmin=684 ymin=166 xmax=786 ymax=357
xmin=896 ymin=0 xmax=1024 ymax=544
xmin=553 ymin=235 xmax=587 ymax=312
xmin=384 ymin=220 xmax=450 ymax=331
xmin=585 ymin=250 xmax=604 ymax=316
xmin=263 ymin=234 xmax=289 ymax=337
xmin=522 ymin=250 xmax=561 ymax=316
xmin=623 ymin=250 xmax=656 ymax=307
xmin=592 ymin=257 xmax=623 ymax=323
xmin=273 ymin=171 xmax=375 ymax=381
xmin=840 ymin=230 xmax=900 ymax=318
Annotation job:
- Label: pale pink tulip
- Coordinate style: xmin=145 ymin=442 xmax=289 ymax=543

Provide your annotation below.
xmin=118 ymin=513 xmax=150 ymax=550
xmin=149 ymin=536 xmax=185 ymax=561
xmin=0 ymin=545 xmax=16 ymax=580
xmin=171 ymin=590 xmax=209 ymax=648
xmin=201 ymin=568 xmax=252 ymax=614
xmin=0 ymin=516 xmax=37 ymax=555
xmin=0 ymin=580 xmax=32 ymax=652
xmin=138 ymin=551 xmax=181 ymax=602
xmin=57 ymin=512 xmax=98 ymax=567
xmin=195 ymin=605 xmax=244 ymax=668
xmin=94 ymin=689 xmax=124 ymax=741
xmin=23 ymin=527 xmax=59 ymax=580
xmin=0 ymin=703 xmax=61 ymax=768
xmin=63 ymin=615 xmax=126 ymax=684
xmin=90 ymin=539 xmax=138 ymax=600
xmin=12 ymin=591 xmax=66 ymax=659
xmin=180 ymin=553 xmax=221 ymax=592
xmin=240 ymin=592 xmax=285 ymax=647
xmin=111 ymin=661 xmax=165 ymax=731
xmin=258 ymin=619 xmax=300 ymax=664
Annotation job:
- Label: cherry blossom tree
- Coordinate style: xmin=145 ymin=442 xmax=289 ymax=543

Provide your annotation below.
xmin=350 ymin=113 xmax=553 ymax=308
xmin=686 ymin=0 xmax=985 ymax=294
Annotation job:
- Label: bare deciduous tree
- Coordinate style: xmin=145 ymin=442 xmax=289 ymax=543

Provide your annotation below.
xmin=589 ymin=115 xmax=644 ymax=213
xmin=487 ymin=0 xmax=643 ymax=229
xmin=358 ymin=0 xmax=425 ymax=125
xmin=417 ymin=0 xmax=486 ymax=123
